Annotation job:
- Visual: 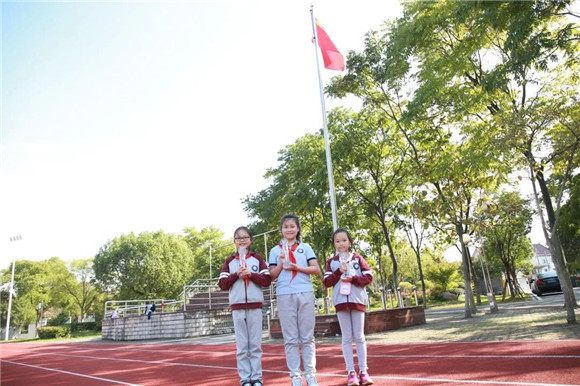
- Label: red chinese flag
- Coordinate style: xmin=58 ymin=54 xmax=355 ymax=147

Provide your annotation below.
xmin=315 ymin=19 xmax=345 ymax=71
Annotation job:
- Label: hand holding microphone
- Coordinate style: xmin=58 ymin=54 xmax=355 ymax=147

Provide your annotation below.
xmin=238 ymin=247 xmax=249 ymax=277
xmin=281 ymin=239 xmax=290 ymax=268
xmin=338 ymin=251 xmax=352 ymax=295
xmin=338 ymin=251 xmax=349 ymax=277
xmin=239 ymin=246 xmax=247 ymax=267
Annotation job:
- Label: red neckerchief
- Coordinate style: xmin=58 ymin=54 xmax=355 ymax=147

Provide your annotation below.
xmin=280 ymin=241 xmax=299 ymax=282
xmin=236 ymin=251 xmax=251 ymax=287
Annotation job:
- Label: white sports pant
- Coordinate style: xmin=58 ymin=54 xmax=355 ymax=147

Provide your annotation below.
xmin=337 ymin=309 xmax=367 ymax=373
xmin=277 ymin=292 xmax=317 ymax=378
xmin=232 ymin=308 xmax=263 ymax=384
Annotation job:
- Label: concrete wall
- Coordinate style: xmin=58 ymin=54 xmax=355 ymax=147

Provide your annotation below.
xmin=102 ymin=310 xmax=237 ymax=341
xmin=1 ymin=323 xmax=37 ymax=340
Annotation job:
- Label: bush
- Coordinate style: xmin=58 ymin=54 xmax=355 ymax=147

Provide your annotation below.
xmin=422 ymin=279 xmax=434 ymax=290
xmin=38 ymin=326 xmax=70 ymax=339
xmin=398 ymin=281 xmax=414 ymax=293
xmin=448 ymin=288 xmax=465 ymax=296
xmin=70 ymin=322 xmax=98 ymax=332
xmin=47 ymin=312 xmax=70 ymax=326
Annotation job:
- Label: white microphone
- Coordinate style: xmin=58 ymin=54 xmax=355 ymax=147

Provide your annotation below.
xmin=338 ymin=251 xmax=350 ymax=277
xmin=239 ymin=246 xmax=247 ymax=267
xmin=281 ymin=239 xmax=290 ymax=267
xmin=338 ymin=251 xmax=352 ymax=295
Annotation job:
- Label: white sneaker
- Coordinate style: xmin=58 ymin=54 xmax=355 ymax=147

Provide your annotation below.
xmin=291 ymin=376 xmax=303 ymax=386
xmin=305 ymin=374 xmax=318 ymax=386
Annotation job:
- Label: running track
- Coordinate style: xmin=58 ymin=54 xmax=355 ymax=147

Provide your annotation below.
xmin=1 ymin=340 xmax=579 ymax=385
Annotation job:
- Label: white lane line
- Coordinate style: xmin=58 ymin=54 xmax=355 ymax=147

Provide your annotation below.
xmin=350 ymin=374 xmax=577 ymax=386
xmin=367 ymin=353 xmax=580 ymax=359
xmin=4 ymin=346 xmax=578 ymax=360
xmin=0 ymin=360 xmax=142 ymax=386
xmin=3 ymin=352 xmax=576 ymax=386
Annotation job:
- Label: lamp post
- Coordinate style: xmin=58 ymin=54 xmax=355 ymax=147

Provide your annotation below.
xmin=5 ymin=235 xmax=22 ymax=340
xmin=208 ymin=244 xmax=213 ymax=284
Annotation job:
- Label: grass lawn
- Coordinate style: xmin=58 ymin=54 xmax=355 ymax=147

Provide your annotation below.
xmin=427 ymin=293 xmax=531 ymax=310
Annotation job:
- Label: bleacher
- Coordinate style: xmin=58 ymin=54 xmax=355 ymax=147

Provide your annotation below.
xmin=184 ymin=287 xmax=274 ymax=312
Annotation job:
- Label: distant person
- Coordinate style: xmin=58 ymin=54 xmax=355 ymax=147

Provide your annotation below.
xmin=323 ymin=228 xmax=374 ymax=385
xmin=219 ymin=226 xmax=271 ymax=386
xmin=111 ymin=309 xmax=119 ymax=319
xmin=145 ymin=302 xmax=156 ymax=320
xmin=269 ymin=214 xmax=321 ymax=386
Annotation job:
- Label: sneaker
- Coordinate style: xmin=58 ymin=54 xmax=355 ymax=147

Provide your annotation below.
xmin=242 ymin=383 xmax=252 ymax=386
xmin=305 ymin=373 xmax=318 ymax=386
xmin=347 ymin=371 xmax=359 ymax=386
xmin=253 ymin=382 xmax=263 ymax=386
xmin=291 ymin=376 xmax=303 ymax=386
xmin=359 ymin=371 xmax=374 ymax=385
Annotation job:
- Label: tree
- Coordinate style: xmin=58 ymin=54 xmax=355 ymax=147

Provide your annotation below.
xmin=93 ymin=231 xmax=195 ymax=299
xmin=244 ymin=133 xmax=341 ymax=285
xmin=182 ymin=226 xmax=229 ymax=282
xmin=0 ymin=260 xmax=57 ymax=328
xmin=401 ymin=189 xmax=435 ymax=308
xmin=327 ymin=9 xmax=512 ymax=317
xmin=424 ymin=257 xmax=462 ymax=295
xmin=328 ymin=107 xmax=411 ymax=293
xmin=479 ymin=191 xmax=535 ymax=299
xmin=559 ymin=175 xmax=580 ymax=273
xmin=329 ymin=0 xmax=579 ymax=321
xmin=50 ymin=258 xmax=101 ymax=322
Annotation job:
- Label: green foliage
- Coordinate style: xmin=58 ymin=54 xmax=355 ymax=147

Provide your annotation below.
xmin=182 ymin=226 xmax=229 ymax=281
xmin=0 ymin=259 xmax=59 ymax=328
xmin=93 ymin=230 xmax=196 ymax=299
xmin=47 ymin=312 xmax=70 ymax=326
xmin=48 ymin=258 xmax=102 ymax=322
xmin=37 ymin=326 xmax=70 ymax=339
xmin=559 ymin=175 xmax=580 ymax=273
xmin=448 ymin=288 xmax=465 ymax=297
xmin=398 ymin=281 xmax=414 ymax=293
xmin=424 ymin=258 xmax=461 ymax=292
xmin=479 ymin=191 xmax=534 ymax=297
xmin=70 ymin=322 xmax=97 ymax=332
xmin=243 ymin=133 xmax=336 ymax=268
xmin=422 ymin=279 xmax=434 ymax=291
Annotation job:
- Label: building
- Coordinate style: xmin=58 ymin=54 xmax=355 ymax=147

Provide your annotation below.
xmin=531 ymin=244 xmax=554 ymax=275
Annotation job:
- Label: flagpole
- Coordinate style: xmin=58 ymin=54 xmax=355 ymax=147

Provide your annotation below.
xmin=310 ymin=5 xmax=339 ymax=231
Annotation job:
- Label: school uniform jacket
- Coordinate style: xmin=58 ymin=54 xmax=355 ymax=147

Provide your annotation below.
xmin=218 ymin=252 xmax=272 ymax=310
xmin=323 ymin=252 xmax=373 ymax=312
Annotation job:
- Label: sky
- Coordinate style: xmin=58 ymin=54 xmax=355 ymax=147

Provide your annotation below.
xmin=0 ymin=0 xmax=407 ymax=270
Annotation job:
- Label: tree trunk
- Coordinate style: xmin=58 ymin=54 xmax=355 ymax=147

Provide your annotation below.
xmin=457 ymin=223 xmax=474 ymax=318
xmin=382 ymin=222 xmax=399 ymax=303
xmin=536 ymin=168 xmax=577 ymax=323
xmin=416 ymin=250 xmax=428 ymax=308
xmin=466 ymin=247 xmax=482 ymax=306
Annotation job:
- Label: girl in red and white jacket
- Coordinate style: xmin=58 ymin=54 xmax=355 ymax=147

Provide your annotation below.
xmin=219 ymin=226 xmax=271 ymax=386
xmin=323 ymin=228 xmax=374 ymax=386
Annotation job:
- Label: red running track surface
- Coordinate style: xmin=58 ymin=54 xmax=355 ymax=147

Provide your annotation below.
xmin=1 ymin=340 xmax=579 ymax=385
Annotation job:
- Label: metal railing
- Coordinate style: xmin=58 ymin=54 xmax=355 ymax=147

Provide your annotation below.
xmin=182 ymin=282 xmax=223 ymax=310
xmin=104 ymin=299 xmax=182 ymax=319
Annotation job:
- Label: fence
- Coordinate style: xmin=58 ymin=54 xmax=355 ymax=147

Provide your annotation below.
xmin=104 ymin=299 xmax=183 ymax=319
